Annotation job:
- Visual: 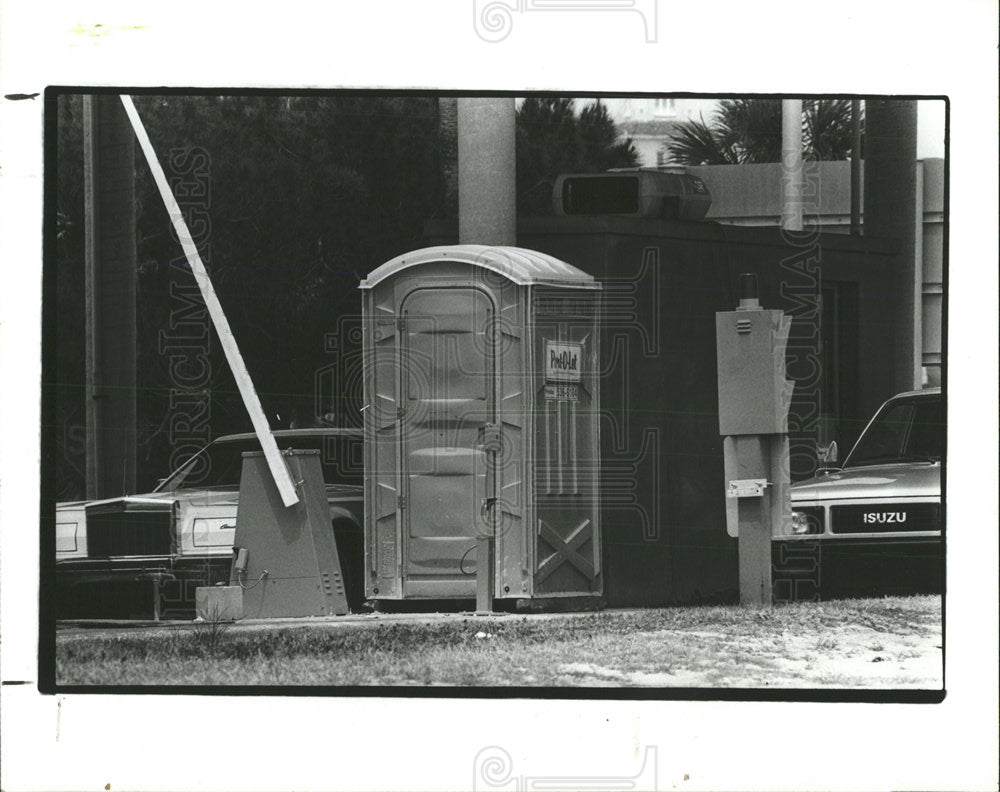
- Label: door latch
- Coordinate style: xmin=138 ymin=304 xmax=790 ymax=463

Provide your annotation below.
xmin=477 ymin=422 xmax=502 ymax=453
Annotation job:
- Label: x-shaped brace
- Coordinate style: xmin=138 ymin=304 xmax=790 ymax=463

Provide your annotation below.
xmin=536 ymin=518 xmax=595 ymax=584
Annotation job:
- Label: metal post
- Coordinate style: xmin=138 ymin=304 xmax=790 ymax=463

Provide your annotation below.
xmin=850 ymin=98 xmax=862 ymax=236
xmin=475 ymin=534 xmax=495 ymax=615
xmin=152 ymin=575 xmax=162 ymax=622
xmin=734 ymin=436 xmax=773 ymax=606
xmin=83 ymin=94 xmax=137 ymax=499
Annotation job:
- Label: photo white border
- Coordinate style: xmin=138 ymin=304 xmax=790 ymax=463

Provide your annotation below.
xmin=1 ymin=2 xmax=997 ymax=791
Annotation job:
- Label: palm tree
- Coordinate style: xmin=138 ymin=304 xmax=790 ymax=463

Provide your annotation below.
xmin=805 ymin=99 xmax=858 ymax=160
xmin=664 ymin=99 xmax=861 ymax=165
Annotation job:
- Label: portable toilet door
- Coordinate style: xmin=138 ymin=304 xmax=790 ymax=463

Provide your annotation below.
xmin=386 ymin=282 xmax=494 ymax=598
xmin=360 ymin=245 xmax=601 ymax=604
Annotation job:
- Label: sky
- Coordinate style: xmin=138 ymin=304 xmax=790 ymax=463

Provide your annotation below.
xmin=596 ymin=97 xmax=946 ymax=160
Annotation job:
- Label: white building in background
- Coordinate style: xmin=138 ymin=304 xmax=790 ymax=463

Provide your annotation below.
xmin=595 ymin=97 xmax=719 ymax=124
xmin=579 ymin=98 xmax=720 ymax=167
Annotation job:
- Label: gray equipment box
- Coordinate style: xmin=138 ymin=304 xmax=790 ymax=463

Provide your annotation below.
xmin=360 ymin=245 xmax=602 ymax=602
xmin=716 ymin=307 xmax=793 ymax=436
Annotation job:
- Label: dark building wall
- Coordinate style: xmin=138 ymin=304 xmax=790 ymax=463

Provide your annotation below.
xmin=426 ymin=217 xmax=898 ymax=606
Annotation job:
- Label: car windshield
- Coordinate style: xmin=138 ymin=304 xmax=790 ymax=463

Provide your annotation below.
xmin=155 ymin=433 xmax=363 ymax=491
xmin=844 ymin=396 xmax=942 ymax=467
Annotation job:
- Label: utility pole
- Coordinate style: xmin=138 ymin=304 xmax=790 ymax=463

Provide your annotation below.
xmin=456 ymin=97 xmax=517 ymax=614
xmin=457 ymin=97 xmax=516 ymax=246
xmin=83 ymin=95 xmax=137 ymax=499
xmin=781 ymin=99 xmax=804 ymax=233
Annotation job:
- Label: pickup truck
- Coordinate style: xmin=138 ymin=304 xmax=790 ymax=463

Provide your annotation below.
xmin=775 ymin=388 xmax=943 ymax=599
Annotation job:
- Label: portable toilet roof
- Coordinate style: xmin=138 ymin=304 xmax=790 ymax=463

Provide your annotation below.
xmin=359 ymin=245 xmax=600 ymax=290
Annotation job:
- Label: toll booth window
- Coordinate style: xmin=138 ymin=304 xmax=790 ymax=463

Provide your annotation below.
xmin=562 ymin=176 xmax=640 ymax=215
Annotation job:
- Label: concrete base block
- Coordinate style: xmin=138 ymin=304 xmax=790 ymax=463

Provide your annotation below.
xmin=195 ymin=586 xmax=243 ymax=621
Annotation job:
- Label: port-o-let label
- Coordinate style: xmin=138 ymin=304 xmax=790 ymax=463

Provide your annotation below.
xmin=545 ymin=341 xmax=582 ymax=382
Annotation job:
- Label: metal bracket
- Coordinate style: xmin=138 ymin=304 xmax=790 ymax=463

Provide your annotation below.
xmin=727 ymin=478 xmax=770 ymax=498
xmin=475 ymin=534 xmax=495 ymax=616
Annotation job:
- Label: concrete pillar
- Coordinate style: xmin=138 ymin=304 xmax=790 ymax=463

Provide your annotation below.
xmin=850 ymin=99 xmax=862 ymax=236
xmin=863 ymin=99 xmax=919 ymax=392
xmin=84 ymin=95 xmax=137 ymax=498
xmin=457 ymin=98 xmax=516 ymax=246
xmin=438 ymin=97 xmax=459 ymax=222
xmin=781 ymin=99 xmax=804 ymax=233
xmin=456 ymin=97 xmax=516 ymax=613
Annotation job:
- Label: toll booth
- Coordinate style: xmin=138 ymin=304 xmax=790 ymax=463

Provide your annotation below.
xmin=360 ymin=245 xmax=602 ymax=603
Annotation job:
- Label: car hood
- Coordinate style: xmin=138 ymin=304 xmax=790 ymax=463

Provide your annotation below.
xmin=57 ymin=483 xmax=362 ymax=511
xmin=57 ymin=489 xmax=239 ymax=511
xmin=154 ymin=484 xmax=363 ymax=501
xmin=791 ymin=462 xmax=940 ymax=501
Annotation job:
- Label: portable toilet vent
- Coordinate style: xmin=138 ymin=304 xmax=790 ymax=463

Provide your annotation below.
xmin=360 ymin=245 xmax=602 ymax=604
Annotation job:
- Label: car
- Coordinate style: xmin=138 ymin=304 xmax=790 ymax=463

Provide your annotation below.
xmin=774 ymin=388 xmax=943 ymax=600
xmin=55 ymin=428 xmax=365 ymax=619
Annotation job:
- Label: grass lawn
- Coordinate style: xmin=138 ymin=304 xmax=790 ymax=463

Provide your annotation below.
xmin=56 ymin=595 xmax=942 ymax=688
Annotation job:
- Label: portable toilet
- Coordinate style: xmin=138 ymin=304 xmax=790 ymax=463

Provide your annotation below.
xmin=360 ymin=245 xmax=602 ymax=604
